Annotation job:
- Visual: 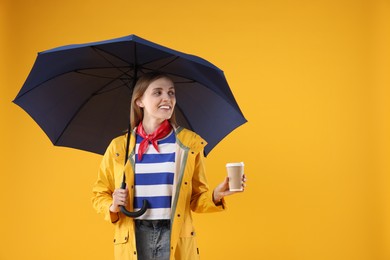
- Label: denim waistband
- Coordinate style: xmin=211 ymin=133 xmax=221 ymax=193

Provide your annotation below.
xmin=135 ymin=219 xmax=171 ymax=228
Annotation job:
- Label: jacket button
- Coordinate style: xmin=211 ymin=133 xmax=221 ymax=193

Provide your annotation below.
xmin=124 ymin=236 xmax=128 ymax=241
xmin=191 ymin=151 xmax=194 ymax=154
xmin=134 ymin=251 xmax=137 ymax=255
xmin=113 ymin=239 xmax=116 ymax=242
xmin=177 ymin=214 xmax=181 ymax=217
xmin=191 ymin=232 xmax=194 ymax=236
xmin=184 ymin=182 xmax=188 ymax=185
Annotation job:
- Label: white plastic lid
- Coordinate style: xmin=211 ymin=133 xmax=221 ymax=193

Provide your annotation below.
xmin=226 ymin=162 xmax=244 ymax=167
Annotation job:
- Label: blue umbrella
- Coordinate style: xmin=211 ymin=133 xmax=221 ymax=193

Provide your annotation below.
xmin=13 ymin=34 xmax=247 ymax=217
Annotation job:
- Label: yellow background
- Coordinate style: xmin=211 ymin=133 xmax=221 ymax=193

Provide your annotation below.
xmin=1 ymin=0 xmax=389 ymax=259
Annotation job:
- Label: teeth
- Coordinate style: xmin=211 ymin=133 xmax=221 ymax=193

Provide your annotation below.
xmin=159 ymin=105 xmax=171 ymax=109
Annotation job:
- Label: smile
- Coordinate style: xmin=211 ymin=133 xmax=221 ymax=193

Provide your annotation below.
xmin=159 ymin=105 xmax=172 ymax=110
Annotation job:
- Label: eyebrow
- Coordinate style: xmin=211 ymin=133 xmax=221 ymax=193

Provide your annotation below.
xmin=151 ymin=87 xmax=175 ymax=90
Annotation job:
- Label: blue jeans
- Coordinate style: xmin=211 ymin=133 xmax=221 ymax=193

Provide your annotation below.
xmin=135 ymin=220 xmax=171 ymax=260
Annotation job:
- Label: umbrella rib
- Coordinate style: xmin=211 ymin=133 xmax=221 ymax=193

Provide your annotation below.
xmin=76 ymin=67 xmax=133 ymax=80
xmin=94 ymin=81 xmax=131 ymax=95
xmin=53 ymin=76 xmax=132 ymax=145
xmin=15 ymin=45 xmax=138 ymax=100
xmin=15 ymin=68 xmax=133 ymax=100
xmin=142 ymin=56 xmax=179 ymax=70
xmin=91 ymin=45 xmax=179 ymax=74
xmin=91 ymin=46 xmax=136 ymax=77
xmin=90 ymin=46 xmax=184 ymax=78
xmin=139 ymin=66 xmax=196 ymax=84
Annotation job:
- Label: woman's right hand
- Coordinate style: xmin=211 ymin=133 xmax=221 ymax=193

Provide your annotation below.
xmin=109 ymin=186 xmax=129 ymax=213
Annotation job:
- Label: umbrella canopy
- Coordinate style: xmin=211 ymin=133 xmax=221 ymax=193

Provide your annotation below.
xmin=13 ymin=34 xmax=246 ymax=156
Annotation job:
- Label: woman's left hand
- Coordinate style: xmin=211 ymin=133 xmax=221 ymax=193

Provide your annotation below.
xmin=213 ymin=174 xmax=246 ymax=204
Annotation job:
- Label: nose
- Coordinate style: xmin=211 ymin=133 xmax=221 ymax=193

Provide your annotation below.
xmin=162 ymin=92 xmax=171 ymax=101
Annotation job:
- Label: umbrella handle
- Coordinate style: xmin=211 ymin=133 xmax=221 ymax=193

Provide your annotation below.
xmin=119 ymin=126 xmax=148 ymax=218
xmin=119 ymin=181 xmax=148 ymax=218
xmin=120 ymin=200 xmax=148 ymax=218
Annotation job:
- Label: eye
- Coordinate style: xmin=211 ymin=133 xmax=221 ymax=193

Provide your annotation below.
xmin=153 ymin=90 xmax=162 ymax=96
xmin=168 ymin=90 xmax=175 ymax=96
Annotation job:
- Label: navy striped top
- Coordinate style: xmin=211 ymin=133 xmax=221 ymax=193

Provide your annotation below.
xmin=134 ymin=130 xmax=176 ymax=220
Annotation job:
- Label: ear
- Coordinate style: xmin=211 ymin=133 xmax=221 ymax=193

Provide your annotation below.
xmin=136 ymin=100 xmax=144 ymax=108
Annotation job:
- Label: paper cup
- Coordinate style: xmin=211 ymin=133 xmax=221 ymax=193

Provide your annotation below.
xmin=226 ymin=162 xmax=244 ymax=191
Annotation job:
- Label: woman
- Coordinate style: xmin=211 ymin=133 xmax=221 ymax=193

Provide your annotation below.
xmin=92 ymin=72 xmax=246 ymax=260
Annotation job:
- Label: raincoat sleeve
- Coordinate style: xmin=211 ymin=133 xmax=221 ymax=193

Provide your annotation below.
xmin=190 ymin=146 xmax=226 ymax=212
xmin=92 ymin=139 xmax=120 ymax=223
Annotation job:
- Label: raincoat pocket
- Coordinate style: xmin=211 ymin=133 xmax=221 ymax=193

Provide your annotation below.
xmin=175 ymin=237 xmax=200 ymax=260
xmin=114 ymin=230 xmax=135 ymax=260
xmin=113 ymin=229 xmax=129 ymax=245
xmin=175 ymin=220 xmax=200 ymax=259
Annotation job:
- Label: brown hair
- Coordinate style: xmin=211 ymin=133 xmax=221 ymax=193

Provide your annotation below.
xmin=130 ymin=72 xmax=177 ymax=130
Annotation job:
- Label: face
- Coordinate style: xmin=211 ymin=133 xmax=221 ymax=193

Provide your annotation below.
xmin=136 ymin=77 xmax=176 ymax=124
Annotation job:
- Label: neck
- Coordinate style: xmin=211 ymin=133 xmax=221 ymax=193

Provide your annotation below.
xmin=141 ymin=119 xmax=166 ymax=134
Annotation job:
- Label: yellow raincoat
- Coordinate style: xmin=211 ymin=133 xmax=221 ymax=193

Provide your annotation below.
xmin=92 ymin=127 xmax=226 ymax=260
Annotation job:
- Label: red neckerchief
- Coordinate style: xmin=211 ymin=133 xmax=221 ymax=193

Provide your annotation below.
xmin=136 ymin=120 xmax=172 ymax=161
